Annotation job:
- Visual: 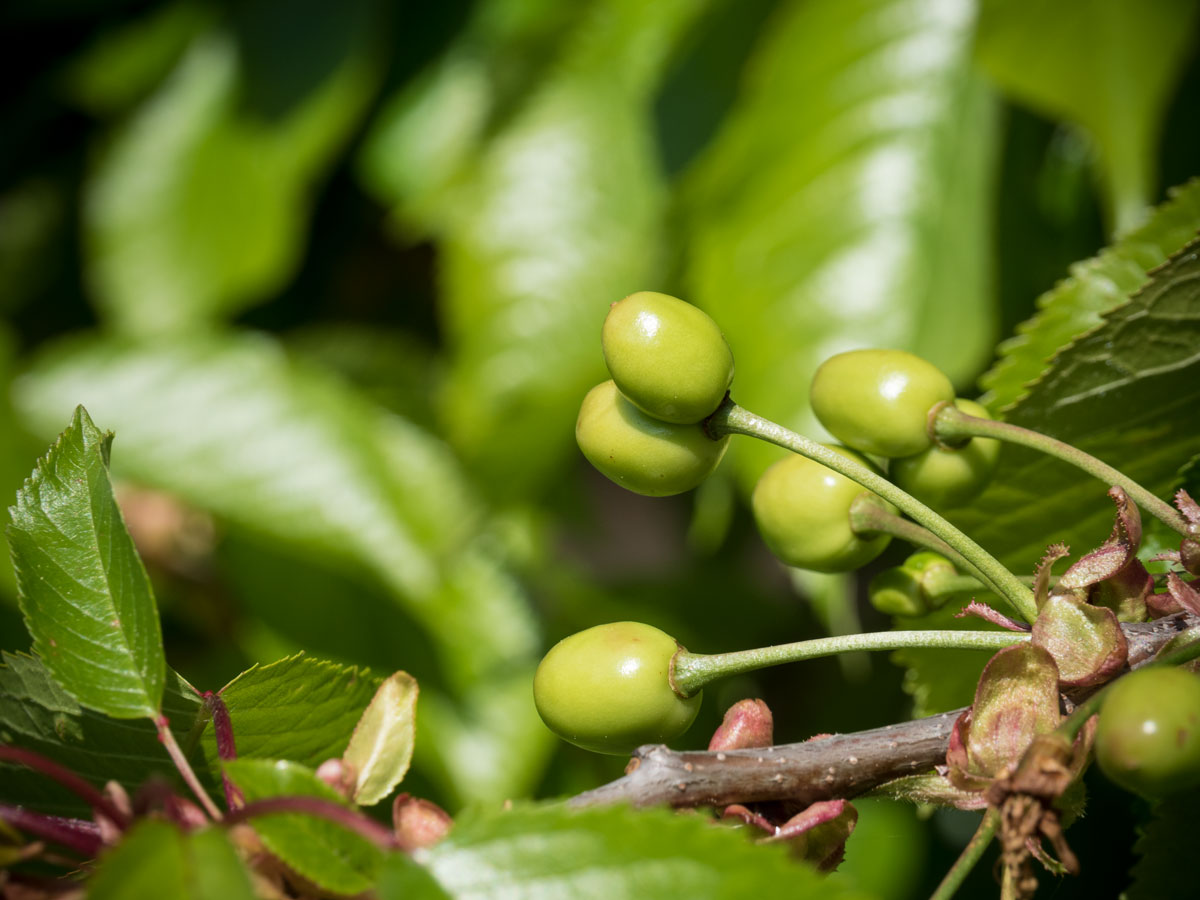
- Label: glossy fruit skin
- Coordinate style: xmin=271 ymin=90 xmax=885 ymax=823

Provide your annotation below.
xmin=602 ymin=291 xmax=734 ymax=424
xmin=576 ymin=380 xmax=729 ymax=496
xmin=533 ymin=622 xmax=701 ymax=755
xmin=868 ymin=552 xmax=957 ymax=617
xmin=810 ymin=349 xmax=954 ymax=458
xmin=889 ymin=398 xmax=1001 ymax=509
xmin=751 ymin=445 xmax=895 ymax=573
xmin=1095 ymin=666 xmax=1200 ymax=798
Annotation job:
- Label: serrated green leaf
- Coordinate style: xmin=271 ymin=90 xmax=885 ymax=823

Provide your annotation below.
xmin=980 ymin=178 xmax=1200 ymax=411
xmin=345 ymin=671 xmax=417 ymax=806
xmin=6 ymin=407 xmax=164 ymax=719
xmin=203 ymin=655 xmax=380 ymax=773
xmin=426 ymin=0 xmax=707 ymax=494
xmin=224 ymin=758 xmax=384 ymax=896
xmin=952 ymin=238 xmax=1200 ymax=572
xmin=1126 ymin=788 xmax=1200 ymax=900
xmin=683 ymin=0 xmax=997 ymax=489
xmin=0 ymin=652 xmax=208 ymax=816
xmin=87 ymin=822 xmax=257 ymax=900
xmin=379 ymin=803 xmax=875 ymax=900
xmin=85 ymin=0 xmax=384 ymax=335
xmin=14 ymin=332 xmax=546 ymax=803
xmin=975 ymin=0 xmax=1200 ymax=231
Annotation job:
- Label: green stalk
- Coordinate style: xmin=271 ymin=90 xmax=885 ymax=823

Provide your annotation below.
xmin=671 ymin=629 xmax=1027 ymax=697
xmin=929 ymin=808 xmax=998 ymax=900
xmin=1057 ymin=629 xmax=1200 ymax=742
xmin=934 ymin=405 xmax=1188 ymax=536
xmin=849 ymin=497 xmax=991 ymax=586
xmin=707 ymin=401 xmax=1039 ymax=622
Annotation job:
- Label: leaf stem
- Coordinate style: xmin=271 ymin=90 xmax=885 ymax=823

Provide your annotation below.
xmin=708 ymin=401 xmax=1038 ymax=622
xmin=0 ymin=804 xmax=103 ymax=858
xmin=0 ymin=744 xmax=129 ymax=828
xmin=934 ymin=405 xmax=1188 ymax=536
xmin=225 ymin=797 xmax=398 ymax=851
xmin=157 ymin=717 xmax=222 ymax=820
xmin=929 ymin=808 xmax=998 ymax=900
xmin=671 ymin=630 xmax=1027 ymax=697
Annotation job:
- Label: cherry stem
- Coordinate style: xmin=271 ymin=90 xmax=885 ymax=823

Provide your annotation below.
xmin=157 ymin=718 xmax=222 ymax=820
xmin=671 ymin=630 xmax=1028 ymax=697
xmin=0 ymin=744 xmax=129 ymax=829
xmin=933 ymin=405 xmax=1189 ymax=536
xmin=849 ymin=498 xmax=991 ymax=586
xmin=1056 ymin=628 xmax=1200 ymax=742
xmin=707 ymin=401 xmax=1039 ymax=622
xmin=929 ymin=808 xmax=998 ymax=900
xmin=225 ymin=797 xmax=398 ymax=851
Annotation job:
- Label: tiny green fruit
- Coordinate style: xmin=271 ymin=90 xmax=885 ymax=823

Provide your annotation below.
xmin=576 ymin=380 xmax=729 ymax=496
xmin=810 ymin=349 xmax=954 ymax=458
xmin=868 ymin=552 xmax=958 ymax=617
xmin=602 ymin=291 xmax=734 ymax=424
xmin=889 ymin=398 xmax=1001 ymax=509
xmin=1094 ymin=666 xmax=1200 ymax=798
xmin=533 ymin=621 xmax=701 ymax=754
xmin=751 ymin=446 xmax=894 ymax=573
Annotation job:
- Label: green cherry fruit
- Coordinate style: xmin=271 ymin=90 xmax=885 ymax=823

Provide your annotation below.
xmin=533 ymin=622 xmax=702 ymax=755
xmin=810 ymin=349 xmax=954 ymax=458
xmin=751 ymin=445 xmax=895 ymax=573
xmin=602 ymin=291 xmax=734 ymax=424
xmin=1095 ymin=666 xmax=1200 ymax=798
xmin=576 ymin=380 xmax=729 ymax=497
xmin=889 ymin=398 xmax=1001 ymax=509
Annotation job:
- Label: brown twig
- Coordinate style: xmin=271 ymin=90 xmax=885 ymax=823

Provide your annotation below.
xmin=571 ymin=615 xmax=1197 ymax=810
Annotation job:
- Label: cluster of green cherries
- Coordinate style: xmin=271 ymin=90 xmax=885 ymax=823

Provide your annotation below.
xmin=540 ymin=291 xmax=1200 ymax=801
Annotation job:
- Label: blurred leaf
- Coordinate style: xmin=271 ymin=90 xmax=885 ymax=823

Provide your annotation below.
xmin=683 ymin=0 xmax=998 ymax=489
xmin=359 ymin=0 xmax=588 ymax=225
xmin=224 ymin=757 xmax=384 ymax=895
xmin=976 ymin=0 xmax=1200 ymax=232
xmin=7 ymin=406 xmax=165 ymax=719
xmin=375 ymin=0 xmax=708 ymax=495
xmin=344 ymin=671 xmax=417 ymax=806
xmin=891 ymin=603 xmax=998 ymax=718
xmin=63 ymin=1 xmax=209 ymax=115
xmin=953 ymin=237 xmax=1200 ymax=572
xmin=378 ymin=803 xmax=874 ymax=900
xmin=87 ymin=821 xmax=257 ymax=900
xmin=1126 ymin=789 xmax=1200 ymax=900
xmin=15 ymin=333 xmax=545 ymax=802
xmin=981 ymin=178 xmax=1200 ymax=411
xmin=836 ymin=799 xmax=927 ymax=900
xmin=416 ymin=668 xmax=554 ymax=809
xmin=201 ymin=655 xmax=380 ymax=773
xmin=0 ymin=652 xmax=207 ymax=816
xmin=85 ymin=0 xmax=385 ymax=335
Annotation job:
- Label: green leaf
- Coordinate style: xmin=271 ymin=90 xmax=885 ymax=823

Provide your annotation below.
xmin=975 ymin=0 xmax=1200 ymax=231
xmin=0 ymin=652 xmax=208 ymax=816
xmin=15 ymin=332 xmax=547 ymax=803
xmin=202 ymin=655 xmax=380 ymax=773
xmin=14 ymin=333 xmax=539 ymax=683
xmin=1126 ymin=789 xmax=1200 ymax=900
xmin=85 ymin=0 xmax=384 ymax=335
xmin=952 ymin=237 xmax=1200 ymax=572
xmin=224 ymin=758 xmax=384 ymax=896
xmin=6 ymin=407 xmax=165 ymax=719
xmin=416 ymin=0 xmax=706 ymax=494
xmin=344 ymin=671 xmax=418 ymax=806
xmin=683 ymin=0 xmax=998 ymax=489
xmin=87 ymin=821 xmax=257 ymax=900
xmin=378 ymin=803 xmax=874 ymax=900
xmin=980 ymin=178 xmax=1200 ymax=411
